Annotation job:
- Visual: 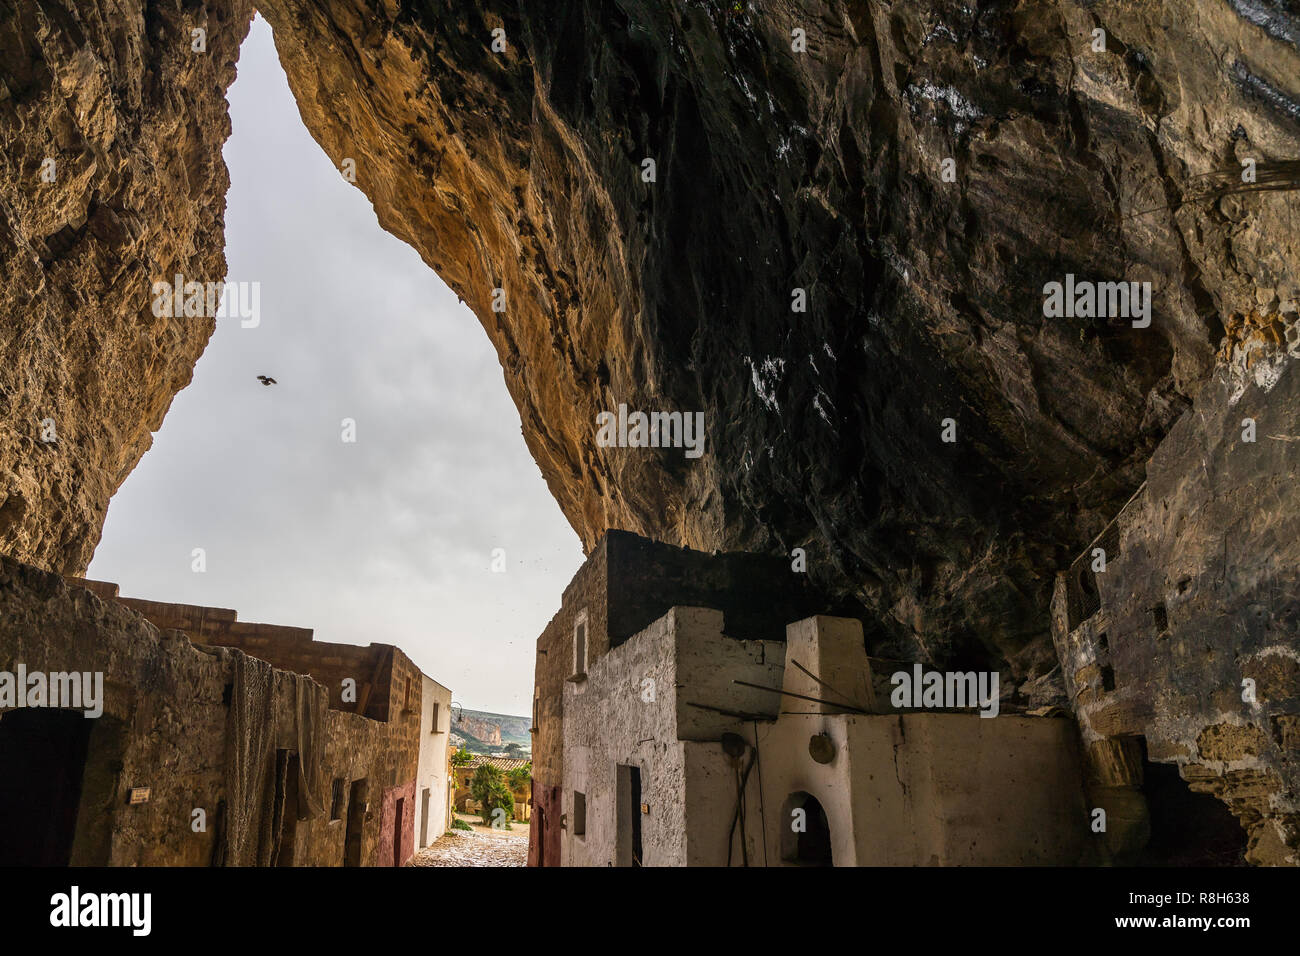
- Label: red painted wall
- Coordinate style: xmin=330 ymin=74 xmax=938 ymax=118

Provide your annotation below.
xmin=528 ymin=785 xmax=562 ymax=867
xmin=379 ymin=781 xmax=417 ymax=867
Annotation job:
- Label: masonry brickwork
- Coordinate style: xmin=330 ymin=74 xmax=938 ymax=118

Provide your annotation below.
xmin=0 ymin=558 xmax=446 ymax=866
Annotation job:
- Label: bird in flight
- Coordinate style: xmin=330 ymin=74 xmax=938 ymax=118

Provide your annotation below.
xmin=256 ymin=375 xmax=277 ymax=386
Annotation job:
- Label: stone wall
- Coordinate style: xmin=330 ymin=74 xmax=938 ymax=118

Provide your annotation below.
xmin=0 ymin=559 xmax=229 ymax=865
xmin=530 ymin=530 xmax=608 ymax=806
xmin=1052 ymin=347 xmax=1300 ymax=865
xmin=0 ymin=0 xmax=255 ymax=574
xmin=0 ymin=557 xmax=427 ymax=866
xmin=69 ymin=579 xmax=404 ymax=721
xmin=529 ymin=529 xmax=836 ymax=864
xmin=416 ymin=675 xmax=453 ymax=848
xmin=603 ymin=529 xmax=844 ymax=647
xmin=560 ymin=604 xmax=1089 ymax=866
xmin=731 ymin=711 xmax=1089 ymax=866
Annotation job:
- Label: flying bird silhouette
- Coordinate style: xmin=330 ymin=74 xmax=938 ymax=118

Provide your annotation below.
xmin=256 ymin=375 xmax=277 ymax=386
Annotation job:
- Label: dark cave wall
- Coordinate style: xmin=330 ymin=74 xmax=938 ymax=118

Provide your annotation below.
xmin=251 ymin=0 xmax=1300 ymax=687
xmin=0 ymin=0 xmax=255 ymax=574
xmin=1 ymin=0 xmax=1298 ymax=695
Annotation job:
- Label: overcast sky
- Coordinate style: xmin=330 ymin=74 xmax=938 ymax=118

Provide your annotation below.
xmin=88 ymin=15 xmax=584 ymax=717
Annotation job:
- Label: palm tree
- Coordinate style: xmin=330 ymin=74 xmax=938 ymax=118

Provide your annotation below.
xmin=470 ymin=764 xmax=514 ymax=828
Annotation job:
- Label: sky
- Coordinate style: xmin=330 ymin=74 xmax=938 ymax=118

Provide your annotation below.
xmin=87 ymin=15 xmax=585 ymax=717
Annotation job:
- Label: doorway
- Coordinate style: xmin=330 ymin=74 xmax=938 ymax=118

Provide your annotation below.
xmin=393 ymin=796 xmax=406 ymax=867
xmin=780 ymin=791 xmax=833 ymax=866
xmin=344 ymin=778 xmax=367 ymax=866
xmin=272 ymin=750 xmax=300 ymax=866
xmin=616 ymin=764 xmax=643 ymax=867
xmin=0 ymin=709 xmax=95 ymax=865
xmin=420 ymin=787 xmax=431 ymax=848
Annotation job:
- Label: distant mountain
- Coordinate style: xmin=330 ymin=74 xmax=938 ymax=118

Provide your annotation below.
xmin=453 ymin=708 xmax=531 ymax=754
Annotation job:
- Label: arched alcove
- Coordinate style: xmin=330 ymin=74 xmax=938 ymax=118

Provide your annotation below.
xmin=779 ymin=790 xmax=834 ymax=867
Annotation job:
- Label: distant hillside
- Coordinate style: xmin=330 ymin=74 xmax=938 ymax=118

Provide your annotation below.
xmin=452 ymin=708 xmax=531 ymax=754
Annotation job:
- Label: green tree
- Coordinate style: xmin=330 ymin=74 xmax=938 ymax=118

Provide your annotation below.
xmin=470 ymin=764 xmax=515 ymax=828
xmin=506 ymin=762 xmax=532 ymax=793
xmin=450 ymin=745 xmax=474 ymax=768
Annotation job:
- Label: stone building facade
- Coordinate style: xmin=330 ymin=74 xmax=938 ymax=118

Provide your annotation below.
xmin=533 ymin=484 xmax=1299 ymax=867
xmin=454 ymin=754 xmax=532 ymax=822
xmin=527 ymin=530 xmax=837 ymax=866
xmin=417 ymin=675 xmax=454 ymax=849
xmin=1052 ymin=343 xmax=1300 ymax=866
xmin=549 ymin=604 xmax=1088 ymax=867
xmin=0 ymin=559 xmax=451 ymax=866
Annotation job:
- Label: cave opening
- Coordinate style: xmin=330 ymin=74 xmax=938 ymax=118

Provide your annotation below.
xmin=0 ymin=708 xmax=94 ymax=865
xmin=86 ymin=12 xmax=582 ymax=722
xmin=1135 ymin=738 xmax=1248 ymax=867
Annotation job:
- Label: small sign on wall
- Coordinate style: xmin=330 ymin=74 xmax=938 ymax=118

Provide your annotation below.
xmin=640 ymin=803 xmax=650 ymax=815
xmin=128 ymin=787 xmax=151 ymax=805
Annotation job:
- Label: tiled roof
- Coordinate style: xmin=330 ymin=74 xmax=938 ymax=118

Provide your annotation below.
xmin=463 ymin=755 xmax=530 ymax=772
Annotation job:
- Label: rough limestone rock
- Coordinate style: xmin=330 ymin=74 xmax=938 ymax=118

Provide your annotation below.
xmin=1053 ymin=329 xmax=1300 ymax=865
xmin=3 ymin=0 xmax=1299 ymax=690
xmin=0 ymin=0 xmax=253 ymax=573
xmin=3 ymin=0 xmax=1299 ymax=864
xmin=254 ymin=0 xmax=1300 ymax=686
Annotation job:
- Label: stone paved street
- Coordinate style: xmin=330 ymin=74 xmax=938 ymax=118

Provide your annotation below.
xmin=406 ymin=815 xmax=529 ymax=867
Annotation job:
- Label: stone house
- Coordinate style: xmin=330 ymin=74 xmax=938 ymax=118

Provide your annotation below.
xmin=454 ymin=754 xmax=532 ymax=822
xmin=1051 ymin=350 xmax=1300 ymax=866
xmin=417 ymin=675 xmax=454 ymax=849
xmin=547 ymin=599 xmax=1088 ymax=866
xmin=0 ymin=560 xmax=452 ymax=866
xmin=527 ymin=529 xmax=838 ymax=866
xmin=530 ymin=342 xmax=1300 ymax=868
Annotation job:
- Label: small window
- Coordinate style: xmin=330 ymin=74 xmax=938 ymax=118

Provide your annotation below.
xmin=431 ymin=702 xmax=441 ymax=733
xmin=1100 ymin=664 xmax=1116 ymax=693
xmin=330 ymin=778 xmax=345 ymax=821
xmin=570 ymin=609 xmax=589 ymax=681
xmin=531 ymin=696 xmax=539 ymax=733
xmin=573 ymin=791 xmax=587 ymax=837
xmin=403 ymin=678 xmax=413 ymax=714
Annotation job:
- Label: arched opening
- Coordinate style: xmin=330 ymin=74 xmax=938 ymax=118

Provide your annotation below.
xmin=1136 ymin=738 xmax=1248 ymax=866
xmin=779 ymin=791 xmax=834 ymax=867
xmin=88 ymin=11 xmax=581 ymax=771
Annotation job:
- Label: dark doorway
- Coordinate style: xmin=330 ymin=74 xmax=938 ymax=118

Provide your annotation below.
xmin=344 ymin=778 xmax=367 ymax=867
xmin=535 ymin=805 xmax=546 ymax=867
xmin=1136 ymin=739 xmax=1247 ymax=866
xmin=616 ymin=763 xmax=643 ymax=867
xmin=420 ymin=787 xmax=431 ymax=848
xmin=272 ymin=750 xmax=300 ymax=867
xmin=0 ymin=709 xmax=95 ymax=865
xmin=780 ymin=791 xmax=833 ymax=866
xmin=393 ymin=796 xmax=405 ymax=867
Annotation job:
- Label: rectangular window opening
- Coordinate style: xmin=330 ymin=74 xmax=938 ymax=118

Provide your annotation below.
xmin=573 ymin=791 xmax=586 ymax=837
xmin=330 ymin=777 xmax=345 ymax=821
xmin=569 ymin=610 xmax=589 ymax=682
